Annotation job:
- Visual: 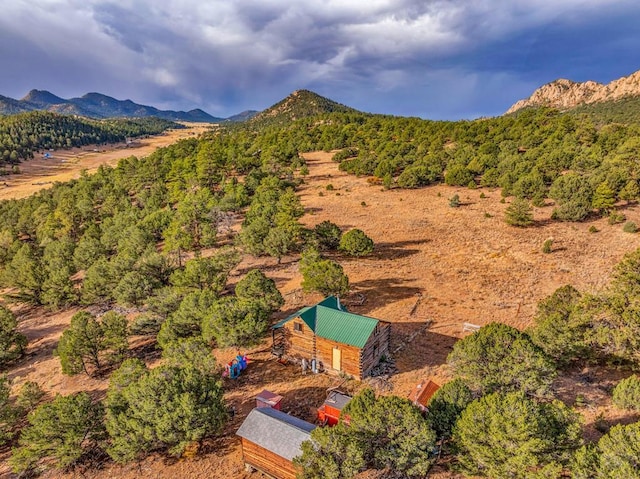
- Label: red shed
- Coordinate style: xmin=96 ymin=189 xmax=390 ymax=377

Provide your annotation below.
xmin=409 ymin=379 xmax=440 ymax=412
xmin=256 ymin=389 xmax=283 ymax=410
xmin=317 ymin=390 xmax=351 ymax=426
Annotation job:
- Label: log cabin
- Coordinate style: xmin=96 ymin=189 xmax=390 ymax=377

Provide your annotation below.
xmin=236 ymin=407 xmax=315 ymax=479
xmin=272 ymin=296 xmax=391 ymax=380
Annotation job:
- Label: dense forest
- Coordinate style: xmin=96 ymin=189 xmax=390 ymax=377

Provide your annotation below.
xmin=0 ymin=111 xmax=179 ymax=167
xmin=1 ymin=101 xmax=640 ymax=477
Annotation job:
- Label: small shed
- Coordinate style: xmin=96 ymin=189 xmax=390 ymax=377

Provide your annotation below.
xmin=317 ymin=390 xmax=351 ymax=426
xmin=409 ymin=379 xmax=440 ymax=412
xmin=237 ymin=407 xmax=315 ymax=479
xmin=256 ymin=389 xmax=283 ymax=410
xmin=272 ymin=296 xmax=391 ymax=380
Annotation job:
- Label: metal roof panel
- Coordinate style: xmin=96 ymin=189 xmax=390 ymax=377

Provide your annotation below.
xmin=314 ymin=306 xmax=379 ymax=348
xmin=236 ymin=407 xmax=315 ymax=461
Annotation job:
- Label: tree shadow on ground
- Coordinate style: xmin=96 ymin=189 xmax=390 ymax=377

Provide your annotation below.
xmin=128 ymin=338 xmax=162 ymax=364
xmin=304 ymin=206 xmax=323 ymax=215
xmin=233 ymin=257 xmax=299 ymax=276
xmin=325 ymin=238 xmax=429 ymax=263
xmin=583 ymin=412 xmax=640 ymax=443
xmin=531 ymin=217 xmax=556 ymax=228
xmin=19 ymin=322 xmax=67 ymax=342
xmin=390 ymin=321 xmax=458 ymax=374
xmin=347 ymin=277 xmax=423 ymax=315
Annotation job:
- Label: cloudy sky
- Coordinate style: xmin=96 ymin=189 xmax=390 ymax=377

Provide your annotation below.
xmin=1 ymin=0 xmax=639 ymax=119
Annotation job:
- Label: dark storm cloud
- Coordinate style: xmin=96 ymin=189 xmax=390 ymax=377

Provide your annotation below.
xmin=0 ymin=0 xmax=639 ymax=119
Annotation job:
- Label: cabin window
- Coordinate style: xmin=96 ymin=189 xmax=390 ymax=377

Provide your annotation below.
xmin=294 ymin=322 xmax=303 ymax=333
xmin=373 ymin=341 xmax=379 ymax=356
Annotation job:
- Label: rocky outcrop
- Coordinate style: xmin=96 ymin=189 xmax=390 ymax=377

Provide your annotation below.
xmin=506 ymin=70 xmax=640 ymax=114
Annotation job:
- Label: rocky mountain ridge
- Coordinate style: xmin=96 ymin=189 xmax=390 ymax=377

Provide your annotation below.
xmin=507 ymin=69 xmax=640 ymax=113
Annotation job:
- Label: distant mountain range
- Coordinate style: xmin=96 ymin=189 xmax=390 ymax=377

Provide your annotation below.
xmin=507 ymin=69 xmax=640 ymax=114
xmin=0 ymin=90 xmax=235 ymax=123
xmin=0 ymin=88 xmax=356 ymax=126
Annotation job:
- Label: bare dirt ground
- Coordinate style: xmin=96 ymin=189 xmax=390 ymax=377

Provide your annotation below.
xmin=3 ymin=150 xmax=640 ymax=478
xmin=0 ymin=123 xmax=213 ymax=201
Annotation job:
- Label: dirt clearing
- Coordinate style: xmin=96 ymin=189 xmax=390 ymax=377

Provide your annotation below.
xmin=0 ymin=122 xmax=213 ymax=200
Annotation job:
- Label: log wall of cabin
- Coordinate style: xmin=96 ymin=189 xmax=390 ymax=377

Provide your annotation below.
xmin=282 ymin=319 xmax=315 ymax=360
xmin=241 ymin=438 xmax=299 ymax=479
xmin=316 ymin=337 xmax=363 ymax=379
xmin=359 ymin=321 xmax=391 ymax=378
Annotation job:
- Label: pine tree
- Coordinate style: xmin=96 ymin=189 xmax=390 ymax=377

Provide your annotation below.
xmin=295 ymin=389 xmax=437 ymax=478
xmin=235 ymin=269 xmax=284 ymax=312
xmin=453 ymin=391 xmax=582 ymax=479
xmin=592 ymin=181 xmax=616 ymax=213
xmin=55 ymin=311 xmax=128 ymax=376
xmin=201 ymin=297 xmax=269 ymax=348
xmin=0 ymin=305 xmax=27 ymax=367
xmin=10 ymin=392 xmax=105 ymax=473
xmin=170 ymin=248 xmax=239 ymax=293
xmin=105 ymin=361 xmax=227 ymax=462
xmin=447 ymin=323 xmax=556 ymax=397
xmin=619 ymin=179 xmax=640 ymax=204
xmin=0 ymin=375 xmax=20 ymax=446
xmin=301 ymin=258 xmax=349 ymax=297
xmin=3 ymin=243 xmax=45 ymax=304
xmin=505 ymin=197 xmax=534 ymax=227
xmin=612 ymin=375 xmax=640 ymax=411
xmin=339 ymin=229 xmax=374 ymax=256
xmin=426 ymin=378 xmax=473 ymax=439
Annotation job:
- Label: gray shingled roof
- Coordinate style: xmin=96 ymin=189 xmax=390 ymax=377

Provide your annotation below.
xmin=236 ymin=407 xmax=316 ymax=461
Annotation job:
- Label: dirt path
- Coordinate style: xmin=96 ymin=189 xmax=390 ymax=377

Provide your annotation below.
xmin=0 ymin=122 xmax=213 ymax=200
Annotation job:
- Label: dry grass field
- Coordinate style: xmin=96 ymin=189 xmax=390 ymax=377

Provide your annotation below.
xmin=2 ymin=150 xmax=640 ymax=478
xmin=0 ymin=122 xmax=213 ymax=201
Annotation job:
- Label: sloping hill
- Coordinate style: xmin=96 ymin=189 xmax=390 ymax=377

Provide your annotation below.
xmin=250 ymin=89 xmax=358 ymax=126
xmin=21 ymin=89 xmax=70 ymax=108
xmin=224 ymin=110 xmax=259 ymax=122
xmin=0 ymin=94 xmax=32 ymax=115
xmin=568 ymin=95 xmax=640 ymax=124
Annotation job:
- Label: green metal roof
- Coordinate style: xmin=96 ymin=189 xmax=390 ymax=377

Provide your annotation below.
xmin=298 ymin=307 xmax=317 ymax=331
xmin=272 ymin=306 xmax=311 ymax=329
xmin=314 ymin=305 xmax=379 ymax=348
xmin=316 ymin=296 xmax=346 ymax=311
xmin=272 ymin=296 xmax=379 ymax=348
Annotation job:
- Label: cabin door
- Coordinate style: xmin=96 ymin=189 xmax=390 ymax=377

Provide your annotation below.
xmin=332 ymin=347 xmax=341 ymax=371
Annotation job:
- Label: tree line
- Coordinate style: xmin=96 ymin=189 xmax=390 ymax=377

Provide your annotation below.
xmin=0 ymin=111 xmax=179 ymax=167
xmin=241 ymin=107 xmax=640 ymax=222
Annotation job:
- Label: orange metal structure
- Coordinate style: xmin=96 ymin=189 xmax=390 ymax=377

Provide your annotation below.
xmin=317 ymin=390 xmax=351 ymax=426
